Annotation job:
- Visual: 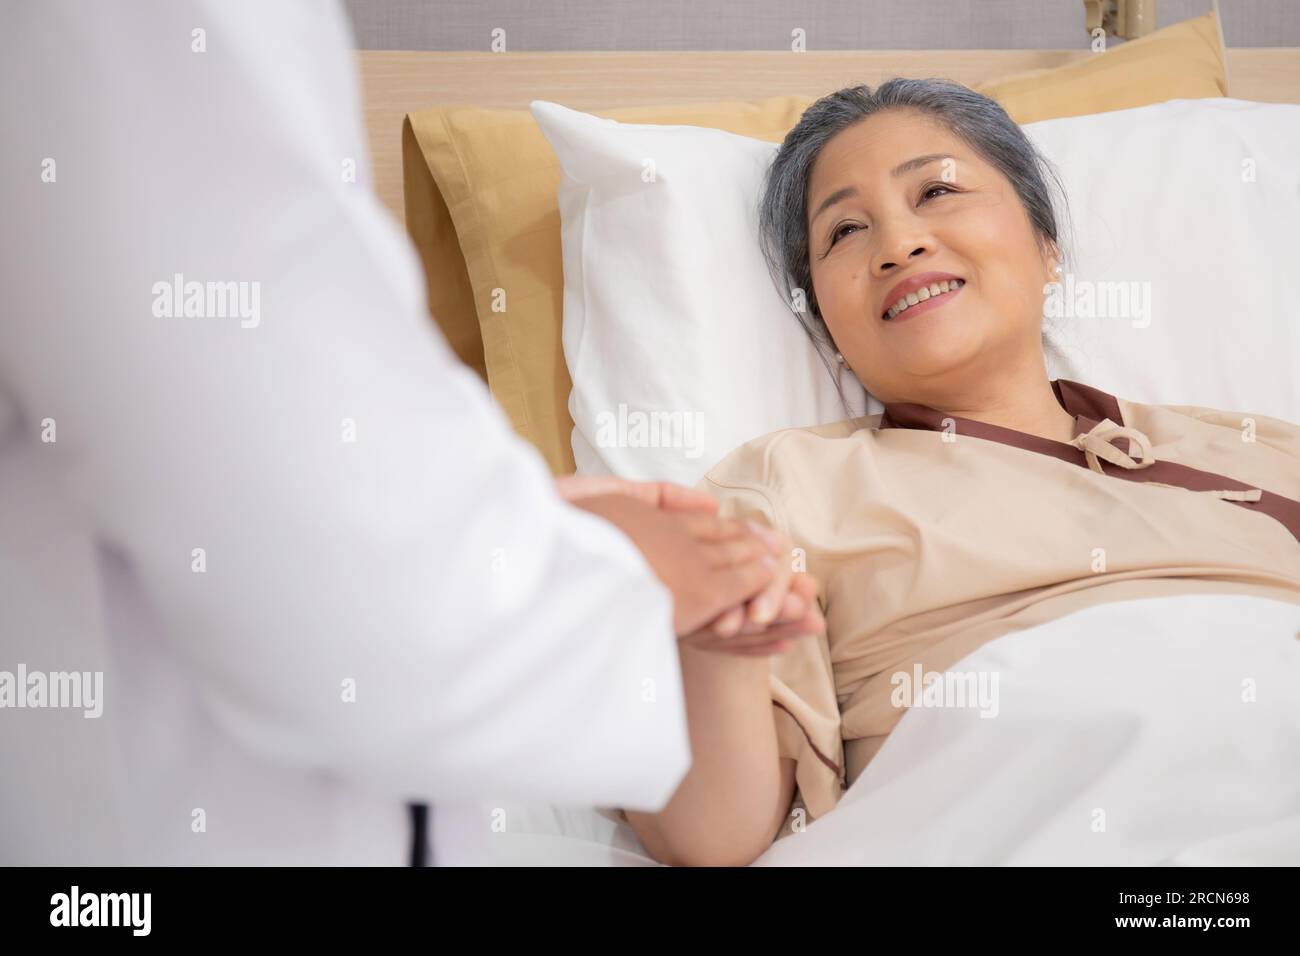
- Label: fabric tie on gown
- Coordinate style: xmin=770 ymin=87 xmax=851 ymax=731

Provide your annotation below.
xmin=1070 ymin=418 xmax=1154 ymax=474
xmin=1070 ymin=418 xmax=1262 ymax=502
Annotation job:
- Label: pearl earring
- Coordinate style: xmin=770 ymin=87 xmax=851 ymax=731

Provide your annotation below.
xmin=835 ymin=352 xmax=846 ymax=365
xmin=1054 ymin=263 xmax=1063 ymax=275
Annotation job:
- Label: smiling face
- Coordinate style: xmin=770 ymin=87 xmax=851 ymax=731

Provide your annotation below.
xmin=805 ymin=108 xmax=1058 ymax=408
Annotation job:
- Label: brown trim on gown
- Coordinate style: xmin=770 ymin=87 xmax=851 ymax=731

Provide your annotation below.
xmin=878 ymin=379 xmax=1300 ymax=543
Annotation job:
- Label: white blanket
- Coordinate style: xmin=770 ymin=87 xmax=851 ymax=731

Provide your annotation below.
xmin=439 ymin=593 xmax=1300 ymax=866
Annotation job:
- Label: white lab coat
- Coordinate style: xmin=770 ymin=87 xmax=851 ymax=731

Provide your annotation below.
xmin=0 ymin=0 xmax=689 ymax=864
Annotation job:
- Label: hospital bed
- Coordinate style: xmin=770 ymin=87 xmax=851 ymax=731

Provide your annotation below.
xmin=353 ymin=5 xmax=1300 ymax=864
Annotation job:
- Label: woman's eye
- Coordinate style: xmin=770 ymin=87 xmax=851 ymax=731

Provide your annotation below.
xmin=921 ymin=183 xmax=955 ymax=202
xmin=829 ymin=222 xmax=862 ymax=246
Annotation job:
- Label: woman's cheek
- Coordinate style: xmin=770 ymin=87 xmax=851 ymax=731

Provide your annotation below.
xmin=980 ymin=273 xmax=1041 ymax=344
xmin=817 ymin=267 xmax=866 ymax=338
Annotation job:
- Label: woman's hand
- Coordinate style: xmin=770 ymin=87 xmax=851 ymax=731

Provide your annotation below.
xmin=682 ymin=571 xmax=824 ymax=656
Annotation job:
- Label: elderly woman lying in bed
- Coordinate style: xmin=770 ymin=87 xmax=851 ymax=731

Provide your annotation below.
xmin=622 ymin=78 xmax=1300 ymax=867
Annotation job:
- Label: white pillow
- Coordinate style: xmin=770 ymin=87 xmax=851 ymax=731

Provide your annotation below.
xmin=533 ymin=97 xmax=1300 ymax=485
xmin=531 ymin=100 xmax=869 ymax=486
xmin=1026 ymin=97 xmax=1299 ymax=421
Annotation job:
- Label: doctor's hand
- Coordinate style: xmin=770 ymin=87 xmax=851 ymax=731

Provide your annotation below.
xmin=559 ymin=475 xmax=821 ymax=654
xmin=566 ymin=492 xmax=780 ymax=638
xmin=683 ymin=514 xmax=826 ymax=656
xmin=555 ymin=474 xmax=719 ymax=513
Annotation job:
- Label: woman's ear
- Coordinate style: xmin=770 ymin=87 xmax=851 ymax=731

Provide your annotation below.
xmin=1042 ymin=240 xmax=1063 ymax=281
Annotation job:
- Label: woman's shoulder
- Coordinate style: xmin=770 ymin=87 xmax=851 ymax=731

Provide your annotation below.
xmin=698 ymin=413 xmax=880 ymax=536
xmin=702 ymin=413 xmax=881 ymax=491
xmin=1121 ymin=393 xmax=1300 ymax=441
xmin=1113 ymin=392 xmax=1300 ymax=487
xmin=1057 ymin=377 xmax=1298 ymax=444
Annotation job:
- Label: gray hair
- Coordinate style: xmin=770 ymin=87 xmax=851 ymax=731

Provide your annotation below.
xmin=757 ymin=78 xmax=1073 ymax=396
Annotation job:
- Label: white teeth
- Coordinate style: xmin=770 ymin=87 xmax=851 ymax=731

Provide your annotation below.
xmin=885 ymin=278 xmax=963 ymax=319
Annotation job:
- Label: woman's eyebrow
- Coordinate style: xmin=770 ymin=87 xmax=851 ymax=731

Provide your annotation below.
xmin=809 ymin=154 xmax=953 ymax=225
xmin=809 ymin=186 xmax=858 ymax=225
xmin=890 ymin=153 xmax=952 ymax=177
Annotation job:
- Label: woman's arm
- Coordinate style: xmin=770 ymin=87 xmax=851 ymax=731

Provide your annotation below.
xmin=625 ymin=644 xmax=797 ymax=866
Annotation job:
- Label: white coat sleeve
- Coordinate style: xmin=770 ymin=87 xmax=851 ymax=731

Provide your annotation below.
xmin=0 ymin=0 xmax=689 ymax=809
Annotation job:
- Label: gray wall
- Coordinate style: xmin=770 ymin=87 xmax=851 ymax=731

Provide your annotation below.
xmin=343 ymin=0 xmax=1300 ymax=50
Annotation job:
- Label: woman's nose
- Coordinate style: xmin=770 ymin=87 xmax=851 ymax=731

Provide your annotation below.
xmin=871 ymin=219 xmax=933 ymax=275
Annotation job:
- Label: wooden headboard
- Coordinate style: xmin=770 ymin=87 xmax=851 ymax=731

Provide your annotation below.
xmin=356 ymin=47 xmax=1300 ymax=225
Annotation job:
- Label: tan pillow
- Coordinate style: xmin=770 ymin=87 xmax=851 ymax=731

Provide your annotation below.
xmin=403 ymin=97 xmax=809 ymax=472
xmin=403 ymin=11 xmax=1226 ymax=475
xmin=974 ymin=8 xmax=1227 ymax=124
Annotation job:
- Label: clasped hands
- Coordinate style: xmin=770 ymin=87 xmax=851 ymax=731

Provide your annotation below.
xmin=556 ymin=475 xmax=825 ymax=656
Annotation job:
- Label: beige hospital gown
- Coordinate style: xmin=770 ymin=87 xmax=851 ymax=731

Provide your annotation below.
xmin=698 ymin=379 xmax=1300 ymax=831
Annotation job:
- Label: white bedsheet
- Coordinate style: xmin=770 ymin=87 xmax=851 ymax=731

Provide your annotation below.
xmin=440 ymin=593 xmax=1300 ymax=866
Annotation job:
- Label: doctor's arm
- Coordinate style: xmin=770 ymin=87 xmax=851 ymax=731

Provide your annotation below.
xmin=0 ymin=0 xmax=778 ymax=811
